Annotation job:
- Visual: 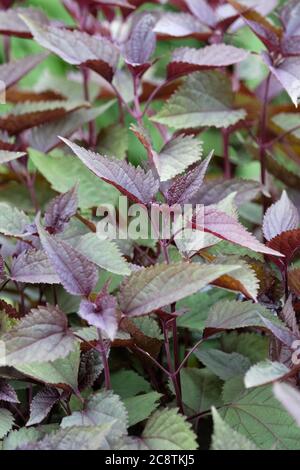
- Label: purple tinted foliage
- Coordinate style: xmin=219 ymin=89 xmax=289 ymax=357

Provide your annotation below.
xmin=0 ymin=0 xmax=300 ymax=452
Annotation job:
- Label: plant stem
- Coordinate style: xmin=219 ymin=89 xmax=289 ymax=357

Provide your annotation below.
xmin=162 ymin=319 xmax=184 ymax=414
xmin=222 ymin=129 xmax=231 ymax=179
xmin=82 ymin=67 xmax=96 ymax=147
xmin=97 ymin=330 xmax=111 ymax=390
xmin=259 ymin=72 xmax=271 ymax=187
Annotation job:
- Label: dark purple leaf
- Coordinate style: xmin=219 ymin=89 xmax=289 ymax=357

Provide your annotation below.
xmin=27 ymin=387 xmax=61 ymax=427
xmin=186 ymin=0 xmax=217 ymax=27
xmin=0 ymin=379 xmax=19 ymax=403
xmin=0 ymin=53 xmax=48 ymax=90
xmin=60 ymin=137 xmax=159 ymax=204
xmin=166 ymin=151 xmax=213 ymax=205
xmin=263 ymin=53 xmax=300 ymax=107
xmin=267 ymin=229 xmax=300 ymax=267
xmin=259 ymin=314 xmax=298 ymax=348
xmin=21 ymin=16 xmax=120 ymax=82
xmin=78 ymin=350 xmax=103 ymax=391
xmin=10 ymin=249 xmax=60 ymax=285
xmin=36 ymin=218 xmax=98 ymax=296
xmin=44 ymin=185 xmax=78 ymax=234
xmin=124 ymin=14 xmax=156 ymax=74
xmin=0 ymin=7 xmax=49 ymax=38
xmin=79 ymin=290 xmax=118 ymax=340
xmin=192 ymin=207 xmax=284 ymax=257
xmin=3 ymin=305 xmax=77 ymax=365
xmin=167 ymin=44 xmax=248 ymax=80
xmin=263 ymin=191 xmax=299 ymax=241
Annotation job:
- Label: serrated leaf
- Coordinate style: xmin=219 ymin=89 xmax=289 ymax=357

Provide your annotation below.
xmin=16 ymin=345 xmax=80 ymax=392
xmin=0 ymin=53 xmax=48 ymax=89
xmin=119 ymin=262 xmax=240 ymax=317
xmin=29 ymin=148 xmax=119 ymax=209
xmin=142 ymin=408 xmax=198 ymax=450
xmin=200 ymin=206 xmax=283 ymax=257
xmin=156 ymin=135 xmax=203 ymax=182
xmin=273 ymin=382 xmax=300 ymax=427
xmin=61 ymin=390 xmax=128 ymax=443
xmin=289 ymin=268 xmax=300 ymax=296
xmin=0 ymin=100 xmax=86 ymax=135
xmin=167 ymin=44 xmax=248 ymax=79
xmin=124 ymin=392 xmax=161 ymax=427
xmin=152 ymin=71 xmax=246 ymax=130
xmin=36 ymin=219 xmax=98 ymax=296
xmin=220 ymin=385 xmax=300 ymax=449
xmin=204 ymin=299 xmax=286 ymax=336
xmin=44 ymin=186 xmax=78 ymax=234
xmin=267 ymin=229 xmax=300 ymax=266
xmin=0 ymin=7 xmax=49 ymax=38
xmin=211 ymin=407 xmax=258 ymax=450
xmin=3 ymin=427 xmax=45 ymax=451
xmin=10 ymin=249 xmax=60 ymax=285
xmin=193 ymin=178 xmax=262 ymax=207
xmin=166 ymin=151 xmax=213 ymax=205
xmin=20 ymin=425 xmax=112 ymax=450
xmin=21 ymin=16 xmax=119 ymax=82
xmin=124 ymin=14 xmax=156 ymax=70
xmin=263 ymin=191 xmax=299 ymax=241
xmin=221 ymin=331 xmax=269 ymax=364
xmin=244 ymin=361 xmax=290 ymax=388
xmin=132 ymin=317 xmax=163 ymax=340
xmin=195 ymin=349 xmax=251 ymax=381
xmin=27 ymin=387 xmax=61 ymax=427
xmin=0 ymin=379 xmax=19 ymax=403
xmin=0 ymin=409 xmax=14 ymax=439
xmin=3 ymin=305 xmax=77 ymax=365
xmin=0 ymin=202 xmax=30 ymax=237
xmin=61 ymin=137 xmax=159 ymax=204
xmin=74 ymin=233 xmax=131 ymax=276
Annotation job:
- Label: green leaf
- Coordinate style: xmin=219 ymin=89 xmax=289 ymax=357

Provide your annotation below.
xmin=0 ymin=202 xmax=30 ymax=237
xmin=119 ymin=262 xmax=241 ymax=316
xmin=179 ymin=368 xmax=223 ymax=414
xmin=195 ymin=349 xmax=251 ymax=381
xmin=74 ymin=233 xmax=131 ymax=276
xmin=111 ymin=370 xmax=151 ymax=399
xmin=211 ymin=407 xmax=258 ymax=450
xmin=124 ymin=392 xmax=161 ymax=427
xmin=3 ymin=427 xmax=44 ymax=450
xmin=244 ymin=361 xmax=290 ymax=388
xmin=132 ymin=317 xmax=163 ymax=340
xmin=142 ymin=408 xmax=198 ymax=450
xmin=220 ymin=385 xmax=300 ymax=449
xmin=156 ymin=135 xmax=202 ymax=182
xmin=3 ymin=305 xmax=77 ymax=365
xmin=0 ymin=408 xmax=14 ymax=439
xmin=61 ymin=390 xmax=128 ymax=443
xmin=272 ymin=112 xmax=300 ymax=140
xmin=221 ymin=331 xmax=269 ymax=364
xmin=15 ymin=345 xmax=81 ymax=393
xmin=152 ymin=71 xmax=246 ymax=130
xmin=205 ymin=299 xmax=286 ymax=335
xmin=20 ymin=425 xmax=113 ymax=450
xmin=29 ymin=148 xmax=119 ymax=209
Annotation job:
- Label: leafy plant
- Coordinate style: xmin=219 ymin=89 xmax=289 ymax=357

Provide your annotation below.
xmin=0 ymin=0 xmax=300 ymax=452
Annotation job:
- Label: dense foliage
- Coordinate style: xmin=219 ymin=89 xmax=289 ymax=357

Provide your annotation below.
xmin=0 ymin=0 xmax=300 ymax=451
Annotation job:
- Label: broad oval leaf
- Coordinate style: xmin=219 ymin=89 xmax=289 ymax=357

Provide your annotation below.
xmin=263 ymin=191 xmax=299 ymax=241
xmin=0 ymin=379 xmax=19 ymax=404
xmin=167 ymin=44 xmax=248 ymax=79
xmin=0 ymin=202 xmax=30 ymax=237
xmin=36 ymin=218 xmax=98 ymax=296
xmin=3 ymin=305 xmax=77 ymax=365
xmin=60 ymin=137 xmax=159 ymax=204
xmin=10 ymin=250 xmax=60 ymax=285
xmin=79 ymin=292 xmax=118 ymax=341
xmin=211 ymin=407 xmax=258 ymax=450
xmin=142 ymin=408 xmax=198 ymax=450
xmin=21 ymin=16 xmax=120 ymax=82
xmin=27 ymin=387 xmax=61 ymax=427
xmin=244 ymin=361 xmax=290 ymax=388
xmin=152 ymin=71 xmax=246 ymax=130
xmin=119 ymin=262 xmax=240 ymax=316
xmin=124 ymin=14 xmax=156 ymax=71
xmin=0 ymin=409 xmax=14 ymax=439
